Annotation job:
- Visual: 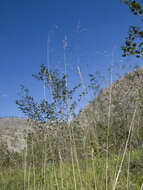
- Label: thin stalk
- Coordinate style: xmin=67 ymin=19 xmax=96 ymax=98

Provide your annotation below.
xmin=91 ymin=148 xmax=98 ymax=190
xmin=42 ymin=132 xmax=48 ymax=189
xmin=53 ymin=161 xmax=60 ymax=190
xmin=69 ymin=128 xmax=77 ymax=190
xmin=24 ymin=120 xmax=31 ymax=190
xmin=126 ymin=149 xmax=131 ymax=190
xmin=71 ymin=127 xmax=83 ymax=189
xmin=27 ymin=164 xmax=31 ymax=190
xmin=32 ymin=138 xmax=36 ymax=190
xmin=112 ymin=108 xmax=137 ymax=190
xmin=63 ymin=35 xmax=69 ymax=122
xmin=59 ymin=151 xmax=64 ymax=190
xmin=77 ymin=65 xmax=89 ymax=148
xmin=106 ymin=63 xmax=113 ymax=190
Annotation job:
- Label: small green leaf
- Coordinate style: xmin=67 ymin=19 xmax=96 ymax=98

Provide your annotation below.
xmin=139 ymin=41 xmax=143 ymax=47
xmin=139 ymin=10 xmax=143 ymax=14
xmin=135 ymin=2 xmax=141 ymax=10
xmin=139 ymin=32 xmax=143 ymax=37
xmin=130 ymin=51 xmax=135 ymax=55
xmin=126 ymin=40 xmax=131 ymax=46
xmin=135 ymin=50 xmax=140 ymax=54
xmin=133 ymin=43 xmax=137 ymax=46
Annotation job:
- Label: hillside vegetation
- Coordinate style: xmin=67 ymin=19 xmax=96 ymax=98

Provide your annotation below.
xmin=0 ymin=67 xmax=143 ymax=189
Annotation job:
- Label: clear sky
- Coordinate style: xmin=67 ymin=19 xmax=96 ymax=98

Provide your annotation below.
xmin=0 ymin=0 xmax=143 ymax=118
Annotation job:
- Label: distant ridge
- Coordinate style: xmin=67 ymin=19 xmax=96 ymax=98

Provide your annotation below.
xmin=0 ymin=117 xmax=27 ymax=129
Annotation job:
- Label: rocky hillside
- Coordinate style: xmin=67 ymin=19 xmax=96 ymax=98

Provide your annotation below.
xmin=0 ymin=117 xmax=29 ymax=152
xmin=0 ymin=117 xmax=27 ymax=129
xmin=74 ymin=67 xmax=143 ymax=129
xmin=71 ymin=67 xmax=143 ymax=150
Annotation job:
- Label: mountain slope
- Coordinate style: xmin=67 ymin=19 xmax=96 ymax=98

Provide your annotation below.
xmin=0 ymin=117 xmax=29 ymax=152
xmin=72 ymin=67 xmax=143 ymax=150
xmin=74 ymin=67 xmax=143 ymax=128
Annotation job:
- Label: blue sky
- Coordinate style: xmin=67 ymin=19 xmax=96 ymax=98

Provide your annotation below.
xmin=0 ymin=0 xmax=143 ymax=118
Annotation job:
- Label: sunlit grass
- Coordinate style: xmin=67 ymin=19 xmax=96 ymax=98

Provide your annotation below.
xmin=0 ymin=149 xmax=142 ymax=190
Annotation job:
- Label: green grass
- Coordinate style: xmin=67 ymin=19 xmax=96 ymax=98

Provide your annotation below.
xmin=0 ymin=148 xmax=142 ymax=190
xmin=0 ymin=115 xmax=143 ymax=190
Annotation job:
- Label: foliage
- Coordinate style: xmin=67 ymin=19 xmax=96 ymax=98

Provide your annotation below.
xmin=16 ymin=64 xmax=80 ymax=123
xmin=121 ymin=0 xmax=143 ymax=57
